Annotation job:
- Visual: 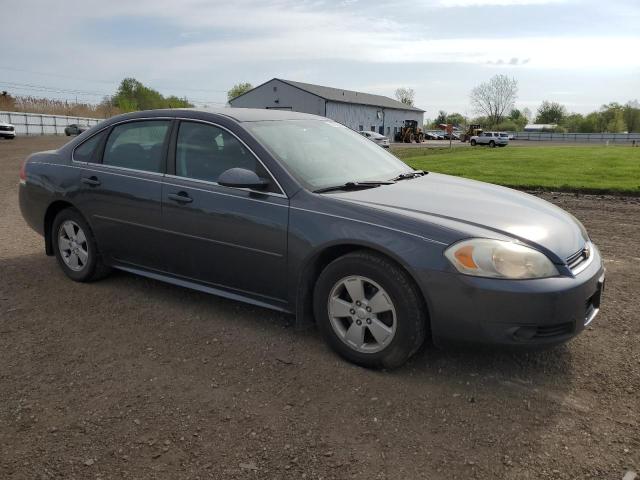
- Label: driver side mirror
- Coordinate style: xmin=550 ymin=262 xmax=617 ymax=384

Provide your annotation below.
xmin=218 ymin=168 xmax=269 ymax=190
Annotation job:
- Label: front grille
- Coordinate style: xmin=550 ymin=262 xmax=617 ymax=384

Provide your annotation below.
xmin=0 ymin=125 xmax=14 ymax=132
xmin=534 ymin=322 xmax=574 ymax=338
xmin=566 ymin=245 xmax=590 ymax=272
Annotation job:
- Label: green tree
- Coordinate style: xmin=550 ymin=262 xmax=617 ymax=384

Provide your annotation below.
xmin=623 ymin=100 xmax=640 ymax=133
xmin=446 ymin=112 xmax=466 ymax=126
xmin=580 ymin=112 xmax=602 ymax=133
xmin=227 ymin=82 xmax=254 ymax=101
xmin=535 ymin=101 xmax=566 ymax=124
xmin=606 ymin=109 xmax=627 ymax=132
xmin=562 ymin=113 xmax=585 ymax=133
xmin=113 ymin=78 xmax=192 ymax=112
xmin=435 ymin=110 xmax=448 ymax=124
xmin=506 ymin=108 xmax=527 ymax=131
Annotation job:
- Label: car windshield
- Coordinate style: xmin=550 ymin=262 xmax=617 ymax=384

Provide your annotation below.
xmin=246 ymin=119 xmax=411 ymax=191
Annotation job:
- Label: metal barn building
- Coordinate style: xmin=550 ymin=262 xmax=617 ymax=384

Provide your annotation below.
xmin=228 ymin=78 xmax=424 ymax=139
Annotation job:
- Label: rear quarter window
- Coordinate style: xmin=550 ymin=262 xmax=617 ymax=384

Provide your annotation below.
xmin=73 ymin=131 xmax=107 ymax=163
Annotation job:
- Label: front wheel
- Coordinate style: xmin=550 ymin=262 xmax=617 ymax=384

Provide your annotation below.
xmin=489 ymin=140 xmax=496 ymax=148
xmin=470 ymin=139 xmax=477 ymax=146
xmin=314 ymin=251 xmax=427 ymax=369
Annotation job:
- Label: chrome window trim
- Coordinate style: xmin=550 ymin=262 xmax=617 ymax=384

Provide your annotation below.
xmin=163 ymin=174 xmax=287 ymax=200
xmin=29 ymin=162 xmax=287 ymax=207
xmin=71 ymin=116 xmax=288 ymax=198
xmin=81 ymin=162 xmax=165 ymax=178
xmin=173 ymin=117 xmax=288 ymax=198
xmin=163 ymin=179 xmax=289 ymax=207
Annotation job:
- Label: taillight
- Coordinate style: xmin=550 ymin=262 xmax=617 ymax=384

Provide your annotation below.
xmin=19 ymin=161 xmax=27 ymax=185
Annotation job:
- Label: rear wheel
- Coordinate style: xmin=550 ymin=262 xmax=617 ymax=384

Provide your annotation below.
xmin=52 ymin=208 xmax=111 ymax=282
xmin=314 ymin=251 xmax=426 ymax=369
xmin=470 ymin=139 xmax=477 ymax=146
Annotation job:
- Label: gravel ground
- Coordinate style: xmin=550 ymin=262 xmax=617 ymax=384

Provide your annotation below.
xmin=1 ymin=136 xmax=638 ymax=479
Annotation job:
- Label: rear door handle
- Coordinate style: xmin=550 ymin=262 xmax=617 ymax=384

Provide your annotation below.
xmin=81 ymin=176 xmax=101 ymax=186
xmin=167 ymin=192 xmax=193 ymax=204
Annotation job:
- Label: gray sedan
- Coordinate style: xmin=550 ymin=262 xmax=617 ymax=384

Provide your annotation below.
xmin=18 ymin=108 xmax=604 ymax=369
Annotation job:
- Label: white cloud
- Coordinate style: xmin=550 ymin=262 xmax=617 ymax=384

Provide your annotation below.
xmin=2 ymin=0 xmax=638 ymax=112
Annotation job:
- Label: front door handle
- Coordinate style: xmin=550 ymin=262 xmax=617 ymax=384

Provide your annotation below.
xmin=167 ymin=192 xmax=193 ymax=204
xmin=81 ymin=176 xmax=101 ymax=186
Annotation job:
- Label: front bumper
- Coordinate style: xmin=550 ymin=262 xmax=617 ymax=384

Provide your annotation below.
xmin=0 ymin=130 xmax=16 ymax=138
xmin=419 ymin=246 xmax=605 ymax=347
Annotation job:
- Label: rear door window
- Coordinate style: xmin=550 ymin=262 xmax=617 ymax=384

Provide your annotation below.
xmin=103 ymin=120 xmax=171 ymax=173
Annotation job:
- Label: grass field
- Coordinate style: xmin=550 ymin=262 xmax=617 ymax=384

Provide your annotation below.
xmin=393 ymin=145 xmax=640 ymax=195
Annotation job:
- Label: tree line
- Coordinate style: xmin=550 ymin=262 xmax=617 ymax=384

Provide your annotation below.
xmin=0 ymin=78 xmax=194 ymax=118
xmin=424 ymin=75 xmax=639 ymax=133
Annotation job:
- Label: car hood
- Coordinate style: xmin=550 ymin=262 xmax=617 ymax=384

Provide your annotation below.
xmin=0 ymin=121 xmax=14 ymax=127
xmin=329 ymin=173 xmax=588 ymax=261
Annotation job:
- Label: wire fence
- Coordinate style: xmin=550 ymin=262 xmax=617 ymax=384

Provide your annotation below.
xmin=511 ymin=131 xmax=640 ymax=143
xmin=0 ymin=111 xmax=103 ymax=136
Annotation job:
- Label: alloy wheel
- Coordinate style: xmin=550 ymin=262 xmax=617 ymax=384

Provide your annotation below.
xmin=58 ymin=220 xmax=89 ymax=272
xmin=327 ymin=275 xmax=397 ymax=353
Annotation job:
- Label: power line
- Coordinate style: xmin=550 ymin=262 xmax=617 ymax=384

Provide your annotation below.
xmin=0 ymin=66 xmax=230 ymax=94
xmin=0 ymin=81 xmax=110 ymax=97
xmin=1 ymin=80 xmax=228 ymax=105
xmin=0 ymin=65 xmax=118 ymax=85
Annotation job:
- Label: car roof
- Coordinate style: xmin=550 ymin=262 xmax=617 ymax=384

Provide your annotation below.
xmin=172 ymin=107 xmax=325 ymax=122
xmin=99 ymin=107 xmax=327 ymax=125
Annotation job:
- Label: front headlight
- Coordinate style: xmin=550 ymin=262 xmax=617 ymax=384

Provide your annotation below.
xmin=444 ymin=238 xmax=559 ymax=279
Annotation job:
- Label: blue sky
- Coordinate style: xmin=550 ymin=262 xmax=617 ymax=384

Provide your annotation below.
xmin=2 ymin=0 xmax=639 ymax=118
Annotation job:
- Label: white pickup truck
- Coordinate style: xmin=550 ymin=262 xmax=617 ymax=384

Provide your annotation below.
xmin=470 ymin=131 xmax=509 ymax=147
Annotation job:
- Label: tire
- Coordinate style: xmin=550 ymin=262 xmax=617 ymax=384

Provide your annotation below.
xmin=313 ymin=251 xmax=427 ymax=369
xmin=52 ymin=208 xmax=111 ymax=282
xmin=470 ymin=139 xmax=477 ymax=146
xmin=489 ymin=140 xmax=496 ymax=148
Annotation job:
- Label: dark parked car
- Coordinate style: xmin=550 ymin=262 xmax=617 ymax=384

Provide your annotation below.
xmin=19 ymin=109 xmax=605 ymax=368
xmin=64 ymin=124 xmax=89 ymax=136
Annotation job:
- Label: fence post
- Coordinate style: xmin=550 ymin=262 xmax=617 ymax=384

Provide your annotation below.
xmin=53 ymin=115 xmax=57 ymax=135
xmin=25 ymin=113 xmax=28 ymax=136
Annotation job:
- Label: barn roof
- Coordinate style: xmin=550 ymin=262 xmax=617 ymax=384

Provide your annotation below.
xmin=231 ymin=78 xmax=425 ymax=113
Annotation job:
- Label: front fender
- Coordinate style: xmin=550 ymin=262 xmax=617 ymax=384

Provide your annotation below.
xmin=287 ymin=197 xmax=452 ymax=327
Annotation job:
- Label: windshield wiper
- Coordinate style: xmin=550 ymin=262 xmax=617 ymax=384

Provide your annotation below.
xmin=313 ymin=180 xmax=395 ymax=194
xmin=391 ymin=170 xmax=427 ymax=181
